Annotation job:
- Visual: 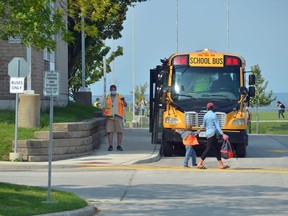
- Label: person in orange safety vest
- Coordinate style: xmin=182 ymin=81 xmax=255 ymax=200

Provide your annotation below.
xmin=102 ymin=85 xmax=127 ymax=151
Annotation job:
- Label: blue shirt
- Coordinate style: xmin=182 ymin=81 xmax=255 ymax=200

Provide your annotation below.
xmin=202 ymin=110 xmax=224 ymax=138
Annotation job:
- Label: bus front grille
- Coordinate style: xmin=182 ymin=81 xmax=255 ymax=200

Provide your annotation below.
xmin=184 ymin=111 xmax=226 ymax=128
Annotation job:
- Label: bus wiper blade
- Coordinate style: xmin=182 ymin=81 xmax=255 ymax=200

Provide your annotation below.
xmin=175 ymin=94 xmax=197 ymax=100
xmin=201 ymin=94 xmax=211 ymax=97
xmin=210 ymin=94 xmax=232 ymax=101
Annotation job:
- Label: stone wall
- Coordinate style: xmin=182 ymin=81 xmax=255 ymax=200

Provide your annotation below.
xmin=17 ymin=118 xmax=106 ymax=162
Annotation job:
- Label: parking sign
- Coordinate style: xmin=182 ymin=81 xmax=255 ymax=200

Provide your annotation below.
xmin=44 ymin=71 xmax=59 ymax=96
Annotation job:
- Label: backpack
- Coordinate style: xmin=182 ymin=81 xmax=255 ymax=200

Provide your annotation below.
xmin=220 ymin=139 xmax=235 ymax=159
xmin=183 ymin=134 xmax=199 ymax=146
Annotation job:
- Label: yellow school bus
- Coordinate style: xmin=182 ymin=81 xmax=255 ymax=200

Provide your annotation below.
xmin=149 ymin=49 xmax=255 ymax=157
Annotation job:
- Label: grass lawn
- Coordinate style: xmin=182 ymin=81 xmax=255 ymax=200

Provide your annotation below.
xmin=0 ymin=102 xmax=100 ymax=161
xmin=251 ymin=111 xmax=285 ymax=120
xmin=0 ymin=182 xmax=87 ymax=216
xmin=251 ymin=122 xmax=288 ymax=134
xmin=250 ymin=111 xmax=288 ymax=134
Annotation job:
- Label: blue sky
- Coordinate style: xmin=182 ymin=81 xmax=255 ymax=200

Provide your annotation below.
xmin=90 ymin=0 xmax=288 ymax=96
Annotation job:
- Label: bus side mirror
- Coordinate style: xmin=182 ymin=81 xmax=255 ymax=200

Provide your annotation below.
xmin=249 ymin=74 xmax=255 ymax=85
xmin=240 ymin=87 xmax=248 ymax=95
xmin=163 ymin=86 xmax=172 ymax=94
xmin=157 ymin=66 xmax=168 ymax=84
xmin=157 ymin=85 xmax=163 ymax=97
xmin=248 ymin=86 xmax=256 ymax=97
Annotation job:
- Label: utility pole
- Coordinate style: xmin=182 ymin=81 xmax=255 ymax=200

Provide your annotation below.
xmin=132 ymin=5 xmax=136 ymax=124
xmin=81 ymin=16 xmax=86 ymax=91
xmin=176 ymin=0 xmax=179 ymax=52
xmin=227 ymin=0 xmax=230 ymax=52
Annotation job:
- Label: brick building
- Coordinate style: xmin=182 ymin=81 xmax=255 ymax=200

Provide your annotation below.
xmin=0 ymin=38 xmax=68 ymax=111
xmin=0 ymin=3 xmax=68 ymax=111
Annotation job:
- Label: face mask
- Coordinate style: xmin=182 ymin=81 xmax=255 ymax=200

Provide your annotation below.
xmin=111 ymin=91 xmax=117 ymax=95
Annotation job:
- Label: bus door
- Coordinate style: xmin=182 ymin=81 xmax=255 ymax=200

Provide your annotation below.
xmin=149 ymin=66 xmax=166 ymax=144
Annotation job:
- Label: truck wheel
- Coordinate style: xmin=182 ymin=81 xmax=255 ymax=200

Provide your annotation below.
xmin=162 ymin=141 xmax=173 ymax=157
xmin=236 ymin=143 xmax=246 ymax=158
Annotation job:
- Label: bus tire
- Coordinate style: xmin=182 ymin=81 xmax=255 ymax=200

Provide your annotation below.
xmin=162 ymin=141 xmax=173 ymax=157
xmin=236 ymin=143 xmax=246 ymax=158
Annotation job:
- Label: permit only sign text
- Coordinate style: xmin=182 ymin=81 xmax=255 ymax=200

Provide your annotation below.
xmin=44 ymin=71 xmax=59 ymax=96
xmin=10 ymin=77 xmax=25 ymax=93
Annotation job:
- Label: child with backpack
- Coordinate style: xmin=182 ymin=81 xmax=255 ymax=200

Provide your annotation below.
xmin=176 ymin=129 xmax=201 ymax=168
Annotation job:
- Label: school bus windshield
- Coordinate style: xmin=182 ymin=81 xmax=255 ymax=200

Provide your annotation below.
xmin=171 ymin=66 xmax=240 ymax=101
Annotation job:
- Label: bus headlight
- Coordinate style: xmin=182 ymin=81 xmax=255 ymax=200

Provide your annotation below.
xmin=232 ymin=119 xmax=245 ymax=125
xmin=165 ymin=117 xmax=179 ymax=125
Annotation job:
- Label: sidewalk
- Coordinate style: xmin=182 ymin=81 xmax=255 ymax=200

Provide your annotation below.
xmin=0 ymin=129 xmax=160 ymax=216
xmin=0 ymin=128 xmax=161 ymax=170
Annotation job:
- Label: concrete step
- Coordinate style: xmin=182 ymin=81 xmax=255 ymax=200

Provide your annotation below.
xmin=34 ymin=125 xmax=105 ymax=139
xmin=52 ymin=118 xmax=106 ymax=131
xmin=16 ymin=117 xmax=107 ymax=162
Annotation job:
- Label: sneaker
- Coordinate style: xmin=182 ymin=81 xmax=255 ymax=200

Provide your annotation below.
xmin=108 ymin=146 xmax=113 ymax=151
xmin=117 ymin=145 xmax=123 ymax=151
xmin=183 ymin=164 xmax=189 ymax=168
xmin=192 ymin=163 xmax=198 ymax=167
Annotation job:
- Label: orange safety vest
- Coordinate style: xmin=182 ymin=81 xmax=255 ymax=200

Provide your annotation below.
xmin=182 ymin=135 xmax=199 ymax=146
xmin=105 ymin=94 xmax=125 ymax=116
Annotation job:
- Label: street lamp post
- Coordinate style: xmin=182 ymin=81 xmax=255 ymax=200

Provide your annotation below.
xmin=176 ymin=0 xmax=178 ymax=52
xmin=81 ymin=16 xmax=86 ymax=91
xmin=227 ymin=0 xmax=230 ymax=52
xmin=132 ymin=5 xmax=136 ymax=124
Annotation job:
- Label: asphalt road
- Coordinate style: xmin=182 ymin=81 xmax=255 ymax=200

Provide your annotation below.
xmin=0 ymin=130 xmax=287 ymax=216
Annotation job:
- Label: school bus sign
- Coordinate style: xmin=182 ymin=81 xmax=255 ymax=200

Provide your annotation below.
xmin=189 ymin=54 xmax=224 ymax=67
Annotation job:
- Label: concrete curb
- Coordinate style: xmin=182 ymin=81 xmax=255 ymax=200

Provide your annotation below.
xmin=0 ymin=145 xmax=161 ymax=170
xmin=37 ymin=204 xmax=97 ymax=216
xmin=133 ymin=144 xmax=161 ymax=164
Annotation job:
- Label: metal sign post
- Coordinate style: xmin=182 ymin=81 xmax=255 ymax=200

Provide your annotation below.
xmin=10 ymin=77 xmax=25 ymax=153
xmin=8 ymin=57 xmax=29 ymax=161
xmin=47 ymin=94 xmax=54 ymax=202
xmin=43 ymin=71 xmax=59 ymax=203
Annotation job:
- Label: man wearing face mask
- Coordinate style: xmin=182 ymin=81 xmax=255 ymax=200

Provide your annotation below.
xmin=102 ymin=85 xmax=127 ymax=151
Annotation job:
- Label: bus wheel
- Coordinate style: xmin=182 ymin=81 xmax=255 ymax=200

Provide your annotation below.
xmin=162 ymin=141 xmax=173 ymax=157
xmin=236 ymin=143 xmax=246 ymax=158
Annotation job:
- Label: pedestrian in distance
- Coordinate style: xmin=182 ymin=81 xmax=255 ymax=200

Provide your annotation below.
xmin=276 ymin=101 xmax=285 ymax=118
xmin=93 ymin=97 xmax=101 ymax=108
xmin=140 ymin=98 xmax=147 ymax=116
xmin=176 ymin=128 xmax=201 ymax=168
xmin=134 ymin=103 xmax=140 ymax=115
xmin=197 ymin=102 xmax=230 ymax=169
xmin=102 ymin=85 xmax=127 ymax=151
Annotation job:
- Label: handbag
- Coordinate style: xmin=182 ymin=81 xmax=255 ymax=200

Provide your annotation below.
xmin=221 ymin=139 xmax=235 ymax=159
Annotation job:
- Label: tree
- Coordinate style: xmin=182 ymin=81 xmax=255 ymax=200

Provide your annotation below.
xmin=0 ymin=0 xmax=70 ymax=51
xmin=0 ymin=0 xmax=148 ymax=96
xmin=249 ymin=64 xmax=276 ymax=107
xmin=133 ymin=82 xmax=149 ymax=104
xmin=67 ymin=0 xmax=147 ymax=95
